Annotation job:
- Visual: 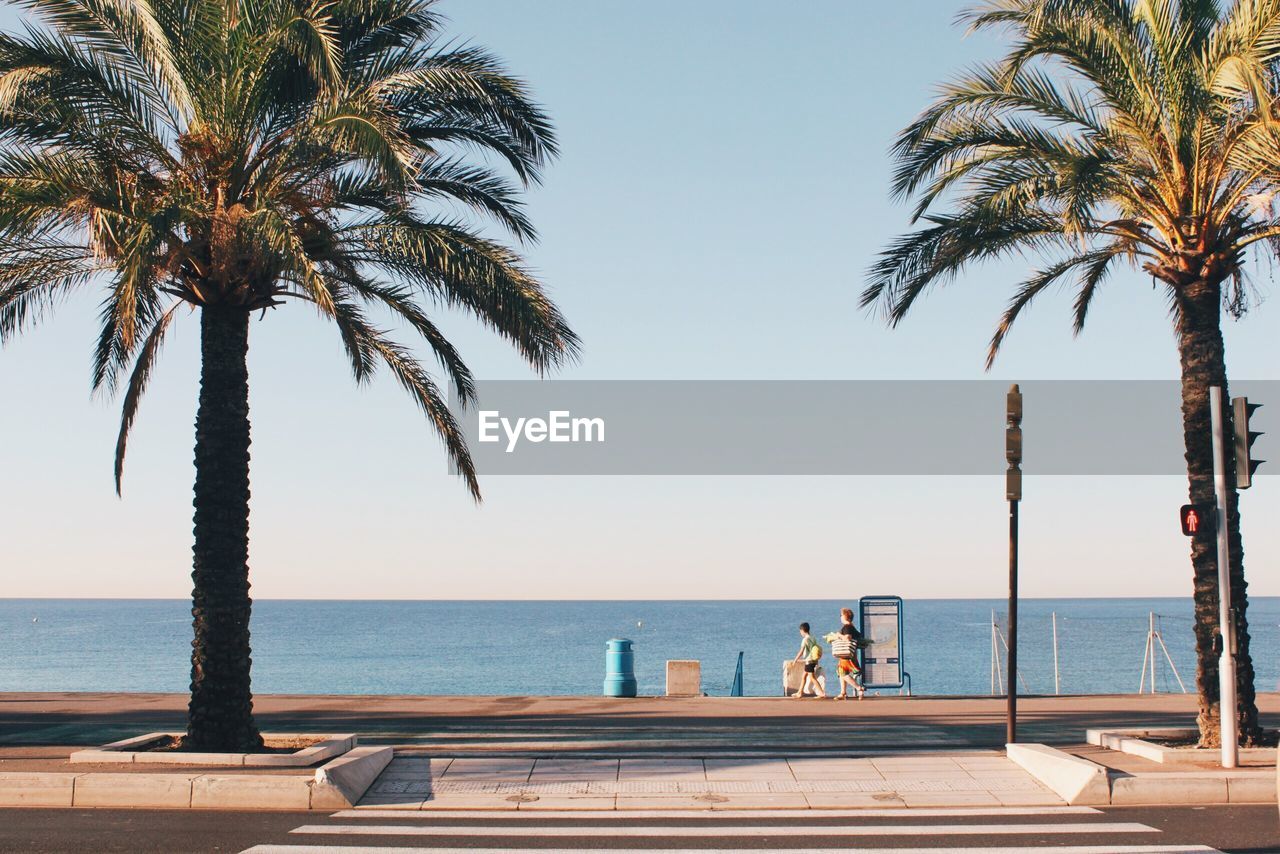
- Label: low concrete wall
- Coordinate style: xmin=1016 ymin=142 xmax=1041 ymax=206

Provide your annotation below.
xmin=1086 ymin=727 xmax=1276 ymax=766
xmin=0 ymin=748 xmax=393 ymax=810
xmin=1006 ymin=743 xmax=1110 ymax=806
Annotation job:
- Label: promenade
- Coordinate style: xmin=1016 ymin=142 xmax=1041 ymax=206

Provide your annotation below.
xmin=4 ymin=691 xmax=1278 ymax=754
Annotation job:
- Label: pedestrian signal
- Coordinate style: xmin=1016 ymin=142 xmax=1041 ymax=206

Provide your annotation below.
xmin=1180 ymin=504 xmax=1215 ymax=537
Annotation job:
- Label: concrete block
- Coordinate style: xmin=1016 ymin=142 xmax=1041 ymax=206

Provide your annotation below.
xmin=311 ymin=746 xmax=394 ymax=810
xmin=666 ymin=660 xmax=701 ymax=697
xmin=1228 ymin=774 xmax=1276 ymax=803
xmin=135 ymin=751 xmax=246 ymax=766
xmin=70 ymin=733 xmax=168 ymax=763
xmin=1110 ymin=774 xmax=1228 ymax=805
xmin=0 ymin=773 xmax=77 ymax=806
xmin=73 ymin=773 xmax=195 ymax=808
xmin=190 ymin=774 xmax=313 ymax=810
xmin=1006 ymin=743 xmax=1110 ymax=806
xmin=68 ymin=750 xmax=132 ymax=764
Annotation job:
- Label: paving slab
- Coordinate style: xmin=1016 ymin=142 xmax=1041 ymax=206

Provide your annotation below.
xmin=992 ymin=790 xmax=1067 ymax=806
xmin=710 ymin=793 xmax=810 ymax=809
xmin=518 ymin=795 xmax=616 ymax=810
xmin=419 ymin=794 xmax=518 ymax=810
xmin=704 ymin=759 xmax=794 ymax=780
xmin=615 ymin=796 xmax=710 ymax=810
xmin=900 ymin=791 xmax=1002 ymax=807
xmin=618 ymin=759 xmax=704 ymax=778
xmin=803 ymin=792 xmax=905 ymax=808
xmin=353 ymin=796 xmax=427 ymax=810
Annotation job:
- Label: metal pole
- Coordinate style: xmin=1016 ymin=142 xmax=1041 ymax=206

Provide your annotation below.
xmin=1007 ymin=497 xmax=1018 ymax=745
xmin=1138 ymin=625 xmax=1151 ymax=694
xmin=1005 ymin=384 xmax=1022 ymax=746
xmin=1052 ymin=612 xmax=1060 ymax=696
xmin=1152 ymin=612 xmax=1162 ymax=691
xmin=1209 ymin=386 xmax=1238 ymax=768
xmin=991 ymin=611 xmax=997 ymax=696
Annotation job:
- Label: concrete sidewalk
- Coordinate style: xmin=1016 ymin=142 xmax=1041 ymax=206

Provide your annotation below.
xmin=355 ymin=752 xmax=1063 ymax=811
xmin=5 ymin=692 xmax=1278 ymax=753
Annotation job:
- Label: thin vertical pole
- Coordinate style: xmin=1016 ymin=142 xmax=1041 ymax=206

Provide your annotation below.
xmin=991 ymin=611 xmax=997 ymax=696
xmin=1149 ymin=612 xmax=1158 ymax=694
xmin=1210 ymin=386 xmax=1238 ymax=768
xmin=1155 ymin=628 xmax=1188 ymax=694
xmin=1007 ymin=498 xmax=1018 ymax=745
xmin=1138 ymin=619 xmax=1152 ymax=694
xmin=992 ymin=610 xmax=1004 ymax=695
xmin=1052 ymin=612 xmax=1060 ymax=696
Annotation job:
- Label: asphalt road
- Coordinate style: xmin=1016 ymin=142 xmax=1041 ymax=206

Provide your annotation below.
xmin=1 ymin=805 xmax=1277 ymax=853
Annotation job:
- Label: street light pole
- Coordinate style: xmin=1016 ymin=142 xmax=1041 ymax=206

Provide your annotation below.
xmin=1006 ymin=384 xmax=1023 ymax=746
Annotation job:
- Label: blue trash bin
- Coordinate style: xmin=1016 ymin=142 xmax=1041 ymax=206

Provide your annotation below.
xmin=603 ymin=638 xmax=637 ymax=697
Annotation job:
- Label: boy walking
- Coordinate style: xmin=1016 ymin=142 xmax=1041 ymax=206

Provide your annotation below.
xmin=792 ymin=622 xmax=826 ymax=698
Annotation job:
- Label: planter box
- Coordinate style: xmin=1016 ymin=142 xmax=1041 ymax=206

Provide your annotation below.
xmin=1087 ymin=727 xmax=1275 ymax=767
xmin=70 ymin=733 xmax=356 ymax=767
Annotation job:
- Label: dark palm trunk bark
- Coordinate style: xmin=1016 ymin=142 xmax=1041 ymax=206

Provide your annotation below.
xmin=1176 ymin=280 xmax=1260 ymax=748
xmin=184 ymin=303 xmax=262 ymax=752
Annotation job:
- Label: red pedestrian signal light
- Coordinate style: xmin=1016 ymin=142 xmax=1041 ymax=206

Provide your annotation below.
xmin=1180 ymin=504 xmax=1215 ymax=537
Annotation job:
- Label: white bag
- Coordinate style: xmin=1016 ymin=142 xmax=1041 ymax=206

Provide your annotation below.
xmin=782 ymin=660 xmax=825 ymax=696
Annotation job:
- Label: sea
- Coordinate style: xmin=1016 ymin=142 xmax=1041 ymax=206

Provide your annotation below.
xmin=3 ymin=598 xmax=1278 ymax=698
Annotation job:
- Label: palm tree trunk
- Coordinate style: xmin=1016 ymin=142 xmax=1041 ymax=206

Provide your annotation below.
xmin=1176 ymin=281 xmax=1261 ymax=748
xmin=184 ymin=303 xmax=262 ymax=752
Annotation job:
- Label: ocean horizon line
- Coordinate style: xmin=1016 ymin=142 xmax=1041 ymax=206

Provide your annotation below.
xmin=5 ymin=594 xmax=1274 ymax=603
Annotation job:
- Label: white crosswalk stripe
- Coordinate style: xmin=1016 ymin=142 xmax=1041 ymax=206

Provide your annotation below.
xmin=288 ymin=821 xmax=1160 ymax=838
xmin=238 ymin=807 xmax=1223 ymax=854
xmin=243 ymin=847 xmax=1220 ymax=854
xmin=333 ymin=806 xmax=1103 ymax=819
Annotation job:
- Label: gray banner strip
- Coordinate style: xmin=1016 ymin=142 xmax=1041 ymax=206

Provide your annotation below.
xmin=447 ymin=380 xmax=1272 ymax=476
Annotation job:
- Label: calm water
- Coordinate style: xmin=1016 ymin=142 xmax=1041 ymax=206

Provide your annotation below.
xmin=2 ymin=598 xmax=1277 ymax=697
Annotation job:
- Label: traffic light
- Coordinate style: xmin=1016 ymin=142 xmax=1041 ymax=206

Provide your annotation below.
xmin=1180 ymin=504 xmax=1215 ymax=536
xmin=1232 ymin=397 xmax=1264 ymax=489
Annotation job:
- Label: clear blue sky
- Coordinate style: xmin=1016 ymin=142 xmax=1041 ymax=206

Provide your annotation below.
xmin=1 ymin=0 xmax=1277 ymax=599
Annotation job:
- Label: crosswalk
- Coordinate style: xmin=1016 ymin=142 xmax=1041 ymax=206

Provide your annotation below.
xmin=239 ymin=806 xmax=1223 ymax=853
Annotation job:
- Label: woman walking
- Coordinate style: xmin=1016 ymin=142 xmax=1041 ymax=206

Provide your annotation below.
xmin=833 ymin=607 xmax=865 ymax=700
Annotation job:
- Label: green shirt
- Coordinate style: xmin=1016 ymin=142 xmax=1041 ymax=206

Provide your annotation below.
xmin=801 ymin=636 xmax=821 ymax=661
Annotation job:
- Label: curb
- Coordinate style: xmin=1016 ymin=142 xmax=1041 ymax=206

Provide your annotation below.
xmin=1006 ymin=743 xmax=1277 ymax=806
xmin=0 ymin=748 xmax=394 ymax=810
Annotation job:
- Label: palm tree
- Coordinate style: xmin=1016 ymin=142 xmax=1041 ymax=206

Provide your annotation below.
xmin=864 ymin=0 xmax=1280 ymax=747
xmin=0 ymin=0 xmax=577 ymax=752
